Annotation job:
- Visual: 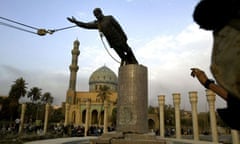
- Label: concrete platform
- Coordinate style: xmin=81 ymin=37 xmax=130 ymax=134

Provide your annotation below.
xmin=90 ymin=132 xmax=166 ymax=144
xmin=24 ymin=136 xmax=98 ymax=144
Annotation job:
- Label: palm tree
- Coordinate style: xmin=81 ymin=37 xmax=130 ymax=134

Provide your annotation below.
xmin=97 ymin=85 xmax=111 ymax=102
xmin=8 ymin=77 xmax=28 ymax=120
xmin=27 ymin=87 xmax=42 ymax=104
xmin=41 ymin=92 xmax=53 ymax=104
xmin=165 ymin=104 xmax=175 ymax=127
xmin=97 ymin=85 xmax=111 ymax=125
xmin=9 ymin=77 xmax=28 ymax=100
xmin=27 ymin=87 xmax=42 ymax=120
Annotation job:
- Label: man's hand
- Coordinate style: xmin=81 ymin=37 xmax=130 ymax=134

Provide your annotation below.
xmin=190 ymin=68 xmax=208 ymax=86
xmin=67 ymin=16 xmax=77 ymax=23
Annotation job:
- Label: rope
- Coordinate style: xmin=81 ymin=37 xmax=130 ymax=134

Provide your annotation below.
xmin=0 ymin=16 xmax=77 ymax=36
xmin=0 ymin=21 xmax=37 ymax=35
xmin=99 ymin=33 xmax=121 ymax=64
xmin=52 ymin=25 xmax=77 ymax=32
xmin=1 ymin=16 xmax=122 ymax=64
xmin=0 ymin=16 xmax=38 ymax=30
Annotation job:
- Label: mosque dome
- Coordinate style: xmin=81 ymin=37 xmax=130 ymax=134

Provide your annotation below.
xmin=89 ymin=65 xmax=118 ymax=92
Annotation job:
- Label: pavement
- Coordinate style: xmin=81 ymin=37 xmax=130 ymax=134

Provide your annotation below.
xmin=24 ymin=136 xmax=98 ymax=144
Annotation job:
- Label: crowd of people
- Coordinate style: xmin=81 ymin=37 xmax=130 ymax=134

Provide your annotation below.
xmin=0 ymin=120 xmax=115 ymax=138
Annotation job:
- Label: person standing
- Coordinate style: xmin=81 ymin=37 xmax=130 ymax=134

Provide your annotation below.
xmin=15 ymin=117 xmax=20 ymax=133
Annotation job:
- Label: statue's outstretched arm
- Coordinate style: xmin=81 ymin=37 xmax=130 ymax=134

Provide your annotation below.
xmin=67 ymin=17 xmax=98 ymax=29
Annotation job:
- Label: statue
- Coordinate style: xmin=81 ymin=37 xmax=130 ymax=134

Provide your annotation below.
xmin=67 ymin=8 xmax=138 ymax=66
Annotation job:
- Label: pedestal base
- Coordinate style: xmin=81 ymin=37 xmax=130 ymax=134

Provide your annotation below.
xmin=117 ymin=64 xmax=148 ymax=133
xmin=90 ymin=132 xmax=166 ymax=144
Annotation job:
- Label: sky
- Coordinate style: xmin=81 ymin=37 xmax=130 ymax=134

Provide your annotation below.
xmin=0 ymin=0 xmax=226 ymax=112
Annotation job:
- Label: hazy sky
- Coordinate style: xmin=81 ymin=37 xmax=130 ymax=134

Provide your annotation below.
xmin=0 ymin=0 xmax=226 ymax=112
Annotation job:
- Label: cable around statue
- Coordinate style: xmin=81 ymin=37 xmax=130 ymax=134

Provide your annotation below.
xmin=67 ymin=8 xmax=138 ymax=66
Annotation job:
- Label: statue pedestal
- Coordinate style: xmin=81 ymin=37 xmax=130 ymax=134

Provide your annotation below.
xmin=90 ymin=132 xmax=166 ymax=144
xmin=117 ymin=64 xmax=148 ymax=133
xmin=91 ymin=64 xmax=165 ymax=144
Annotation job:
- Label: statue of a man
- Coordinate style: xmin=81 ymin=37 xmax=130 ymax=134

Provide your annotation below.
xmin=67 ymin=8 xmax=138 ymax=66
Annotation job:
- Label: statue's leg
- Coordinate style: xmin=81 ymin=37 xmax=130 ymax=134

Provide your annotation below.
xmin=124 ymin=45 xmax=138 ymax=64
xmin=113 ymin=46 xmax=127 ymax=65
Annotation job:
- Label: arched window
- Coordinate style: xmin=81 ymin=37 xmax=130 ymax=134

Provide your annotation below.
xmin=72 ymin=111 xmax=76 ymax=123
xmin=91 ymin=110 xmax=98 ymax=125
xmin=82 ymin=109 xmax=86 ymax=123
xmin=148 ymin=119 xmax=155 ymax=130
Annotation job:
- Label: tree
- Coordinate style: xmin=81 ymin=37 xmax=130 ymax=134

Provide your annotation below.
xmin=49 ymin=107 xmax=64 ymax=123
xmin=97 ymin=85 xmax=111 ymax=125
xmin=41 ymin=92 xmax=53 ymax=104
xmin=9 ymin=77 xmax=28 ymax=100
xmin=27 ymin=87 xmax=42 ymax=104
xmin=97 ymin=85 xmax=111 ymax=102
xmin=8 ymin=77 xmax=28 ymax=120
xmin=27 ymin=87 xmax=42 ymax=120
xmin=0 ymin=97 xmax=11 ymax=120
xmin=148 ymin=105 xmax=156 ymax=114
xmin=165 ymin=104 xmax=175 ymax=127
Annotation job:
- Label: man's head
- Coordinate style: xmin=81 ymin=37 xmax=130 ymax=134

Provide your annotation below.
xmin=93 ymin=8 xmax=104 ymax=20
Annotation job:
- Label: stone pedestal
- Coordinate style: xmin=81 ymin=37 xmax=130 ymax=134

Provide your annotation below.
xmin=117 ymin=64 xmax=148 ymax=133
xmin=90 ymin=132 xmax=166 ymax=144
xmin=91 ymin=64 xmax=165 ymax=144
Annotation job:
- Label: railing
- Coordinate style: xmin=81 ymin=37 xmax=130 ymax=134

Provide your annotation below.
xmin=157 ymin=89 xmax=239 ymax=144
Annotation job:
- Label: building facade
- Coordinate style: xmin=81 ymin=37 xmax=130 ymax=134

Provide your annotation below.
xmin=64 ymin=39 xmax=159 ymax=131
xmin=64 ymin=39 xmax=118 ymax=128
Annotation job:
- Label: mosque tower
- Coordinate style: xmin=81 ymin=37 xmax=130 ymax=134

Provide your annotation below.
xmin=66 ymin=39 xmax=80 ymax=104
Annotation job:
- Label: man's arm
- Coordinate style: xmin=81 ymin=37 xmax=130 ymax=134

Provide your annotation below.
xmin=191 ymin=68 xmax=228 ymax=100
xmin=67 ymin=17 xmax=98 ymax=29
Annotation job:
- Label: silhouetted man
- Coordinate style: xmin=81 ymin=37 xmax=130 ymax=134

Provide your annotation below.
xmin=67 ymin=8 xmax=138 ymax=66
xmin=192 ymin=0 xmax=240 ymax=130
xmin=193 ymin=0 xmax=240 ymax=98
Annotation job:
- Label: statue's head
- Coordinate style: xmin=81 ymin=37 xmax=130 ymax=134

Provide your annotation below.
xmin=93 ymin=8 xmax=103 ymax=20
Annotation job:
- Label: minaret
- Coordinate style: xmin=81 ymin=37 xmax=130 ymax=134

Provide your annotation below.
xmin=66 ymin=39 xmax=80 ymax=104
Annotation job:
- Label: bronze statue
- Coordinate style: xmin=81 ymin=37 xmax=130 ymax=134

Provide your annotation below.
xmin=67 ymin=8 xmax=138 ymax=66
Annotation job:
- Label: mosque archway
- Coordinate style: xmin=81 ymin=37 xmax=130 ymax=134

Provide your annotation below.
xmin=148 ymin=119 xmax=155 ymax=130
xmin=92 ymin=110 xmax=98 ymax=125
xmin=82 ymin=109 xmax=86 ymax=123
xmin=72 ymin=111 xmax=76 ymax=123
xmin=100 ymin=110 xmax=104 ymax=125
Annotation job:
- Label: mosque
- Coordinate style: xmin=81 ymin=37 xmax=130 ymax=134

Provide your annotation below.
xmin=63 ymin=39 xmax=159 ymax=130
